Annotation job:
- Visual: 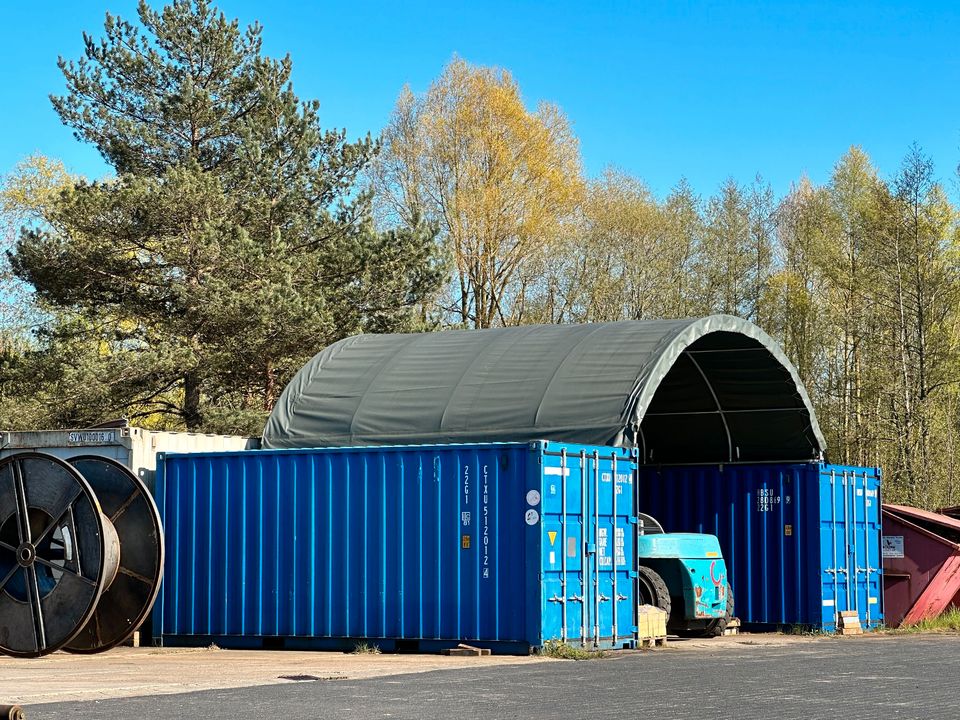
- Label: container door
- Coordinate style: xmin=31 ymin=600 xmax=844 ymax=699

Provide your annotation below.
xmin=859 ymin=469 xmax=882 ymax=628
xmin=821 ymin=468 xmax=848 ymax=630
xmin=539 ymin=447 xmax=634 ymax=649
xmin=820 ymin=467 xmax=882 ymax=631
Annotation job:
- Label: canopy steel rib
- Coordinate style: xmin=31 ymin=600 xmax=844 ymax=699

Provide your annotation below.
xmin=684 ymin=351 xmax=734 ymax=462
xmin=645 ymin=407 xmax=801 ymax=417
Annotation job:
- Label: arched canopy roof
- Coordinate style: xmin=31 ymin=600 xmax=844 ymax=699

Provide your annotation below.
xmin=263 ymin=315 xmax=826 ymax=463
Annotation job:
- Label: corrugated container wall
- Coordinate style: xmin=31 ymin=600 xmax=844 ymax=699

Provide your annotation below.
xmin=154 ymin=442 xmax=638 ymax=653
xmin=637 ymin=463 xmax=882 ymax=631
xmin=0 ymin=427 xmax=259 ymax=491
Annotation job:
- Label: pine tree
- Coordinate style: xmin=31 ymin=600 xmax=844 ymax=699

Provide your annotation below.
xmin=12 ymin=1 xmax=441 ymax=431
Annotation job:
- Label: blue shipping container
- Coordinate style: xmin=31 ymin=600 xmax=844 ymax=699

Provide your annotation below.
xmin=637 ymin=463 xmax=882 ymax=631
xmin=154 ymin=442 xmax=638 ymax=652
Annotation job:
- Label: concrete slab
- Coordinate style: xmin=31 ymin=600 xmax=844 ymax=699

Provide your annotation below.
xmin=0 ymin=646 xmax=550 ymax=705
xmin=0 ymin=632 xmax=899 ymax=706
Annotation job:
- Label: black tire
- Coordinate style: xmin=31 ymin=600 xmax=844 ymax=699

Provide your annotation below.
xmin=637 ymin=565 xmax=672 ymax=619
xmin=705 ymin=583 xmax=735 ymax=637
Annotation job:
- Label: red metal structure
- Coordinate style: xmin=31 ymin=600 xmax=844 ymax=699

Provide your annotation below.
xmin=882 ymin=504 xmax=960 ymax=626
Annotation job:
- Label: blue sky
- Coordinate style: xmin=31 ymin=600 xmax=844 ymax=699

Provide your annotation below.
xmin=2 ymin=1 xmax=958 ymax=199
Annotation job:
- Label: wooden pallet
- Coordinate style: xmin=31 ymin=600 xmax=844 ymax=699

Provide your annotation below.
xmin=838 ymin=611 xmax=863 ymax=635
xmin=638 ymin=635 xmax=667 ymax=648
xmin=637 ymin=604 xmax=668 ymax=648
xmin=724 ymin=618 xmax=741 ymax=636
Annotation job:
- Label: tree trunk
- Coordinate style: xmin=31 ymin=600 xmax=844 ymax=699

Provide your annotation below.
xmin=183 ymin=371 xmax=202 ymax=430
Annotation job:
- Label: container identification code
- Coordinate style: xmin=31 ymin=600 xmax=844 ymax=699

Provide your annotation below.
xmin=597 ymin=527 xmax=626 ymax=568
xmin=462 ymin=462 xmax=492 ymax=580
xmin=757 ymin=488 xmax=781 ymax=512
xmin=482 ymin=464 xmax=490 ymax=579
xmin=67 ymin=431 xmax=117 ymax=444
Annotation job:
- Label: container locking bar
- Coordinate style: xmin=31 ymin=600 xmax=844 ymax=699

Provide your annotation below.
xmin=560 ymin=448 xmax=568 ymax=642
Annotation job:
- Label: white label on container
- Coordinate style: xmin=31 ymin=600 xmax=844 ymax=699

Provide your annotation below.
xmin=525 ymin=509 xmax=540 ymax=526
xmin=526 ymin=489 xmax=541 ymax=506
xmin=544 ymin=467 xmax=570 ymax=477
xmin=882 ymin=536 xmax=904 ymax=559
xmin=822 ymin=599 xmax=835 ymax=607
xmin=549 ymin=551 xmax=556 ymax=565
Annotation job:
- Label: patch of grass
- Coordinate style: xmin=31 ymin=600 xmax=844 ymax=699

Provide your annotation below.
xmin=351 ymin=641 xmax=382 ymax=654
xmin=893 ymin=606 xmax=960 ymax=633
xmin=538 ymin=640 xmax=606 ymax=660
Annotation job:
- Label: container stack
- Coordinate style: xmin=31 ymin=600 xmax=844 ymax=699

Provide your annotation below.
xmin=143 ymin=315 xmax=884 ymax=652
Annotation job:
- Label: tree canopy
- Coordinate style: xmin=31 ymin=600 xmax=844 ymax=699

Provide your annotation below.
xmin=1 ymin=2 xmax=959 ymax=508
xmin=7 ymin=0 xmax=441 ymax=432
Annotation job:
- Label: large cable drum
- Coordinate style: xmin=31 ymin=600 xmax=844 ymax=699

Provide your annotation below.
xmin=0 ymin=452 xmax=163 ymax=657
xmin=64 ymin=456 xmax=164 ymax=653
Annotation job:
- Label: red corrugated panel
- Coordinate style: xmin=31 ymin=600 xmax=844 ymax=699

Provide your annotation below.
xmin=882 ymin=506 xmax=960 ymax=626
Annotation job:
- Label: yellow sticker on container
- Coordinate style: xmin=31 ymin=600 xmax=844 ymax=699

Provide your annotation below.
xmin=784 ymin=525 xmax=793 ymax=536
xmin=462 ymin=534 xmax=470 ymax=549
xmin=706 ymin=551 xmax=719 ymax=557
xmin=548 ymin=531 xmax=557 ymax=546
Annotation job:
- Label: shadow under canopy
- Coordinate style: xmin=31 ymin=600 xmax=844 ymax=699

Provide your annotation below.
xmin=263 ymin=315 xmax=826 ymax=464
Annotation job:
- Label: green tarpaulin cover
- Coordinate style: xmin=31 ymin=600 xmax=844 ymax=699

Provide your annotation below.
xmin=263 ymin=315 xmax=826 ymax=463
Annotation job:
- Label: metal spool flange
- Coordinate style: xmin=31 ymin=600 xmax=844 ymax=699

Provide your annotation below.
xmin=64 ymin=456 xmax=164 ymax=653
xmin=0 ymin=453 xmax=118 ymax=658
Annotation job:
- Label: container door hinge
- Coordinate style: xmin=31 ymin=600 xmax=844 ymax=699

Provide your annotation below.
xmin=616 ymin=594 xmax=628 ymax=602
xmin=568 ymin=595 xmax=584 ymax=603
xmin=628 ymin=516 xmax=639 ymax=525
xmin=549 ymin=595 xmax=566 ymax=604
xmin=598 ymin=594 xmax=610 ymax=603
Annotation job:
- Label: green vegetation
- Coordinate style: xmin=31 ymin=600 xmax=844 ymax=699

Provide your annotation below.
xmin=0 ymin=1 xmax=958 ymax=508
xmin=350 ymin=641 xmax=382 ymax=655
xmin=0 ymin=0 xmax=440 ymax=434
xmin=538 ymin=640 xmax=607 ymax=660
xmin=893 ymin=607 xmax=960 ymax=633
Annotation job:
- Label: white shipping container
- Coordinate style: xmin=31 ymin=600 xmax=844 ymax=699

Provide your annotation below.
xmin=0 ymin=426 xmax=259 ymax=491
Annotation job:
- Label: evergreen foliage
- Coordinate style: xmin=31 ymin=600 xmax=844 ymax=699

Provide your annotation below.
xmin=8 ymin=0 xmax=441 ymax=432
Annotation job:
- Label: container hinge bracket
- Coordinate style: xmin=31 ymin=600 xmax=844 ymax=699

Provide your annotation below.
xmin=598 ymin=594 xmax=611 ymax=603
xmin=616 ymin=593 xmax=628 ymax=602
xmin=568 ymin=595 xmax=585 ymax=603
xmin=548 ymin=595 xmax=566 ymax=604
xmin=628 ymin=516 xmax=639 ymax=525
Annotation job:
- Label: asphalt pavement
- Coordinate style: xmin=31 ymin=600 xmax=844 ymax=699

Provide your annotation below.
xmin=29 ymin=634 xmax=960 ymax=720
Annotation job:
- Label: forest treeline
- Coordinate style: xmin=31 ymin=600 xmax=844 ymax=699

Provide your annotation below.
xmin=1 ymin=1 xmax=957 ymax=507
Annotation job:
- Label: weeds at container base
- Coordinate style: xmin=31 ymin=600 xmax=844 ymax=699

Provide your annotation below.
xmin=538 ymin=640 xmax=606 ymax=660
xmin=351 ymin=641 xmax=382 ymax=654
xmin=894 ymin=606 xmax=960 ymax=633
